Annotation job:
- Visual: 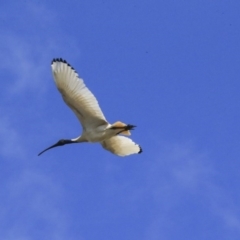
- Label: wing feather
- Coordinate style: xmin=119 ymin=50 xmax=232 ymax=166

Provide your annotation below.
xmin=101 ymin=136 xmax=142 ymax=156
xmin=51 ymin=58 xmax=108 ymax=129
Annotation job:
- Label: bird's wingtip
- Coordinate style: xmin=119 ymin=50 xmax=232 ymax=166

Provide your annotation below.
xmin=138 ymin=145 xmax=143 ymax=154
xmin=52 ymin=58 xmax=66 ymax=64
xmin=51 ymin=58 xmax=76 ymax=72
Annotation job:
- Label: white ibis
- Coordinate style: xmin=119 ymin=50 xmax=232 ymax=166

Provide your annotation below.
xmin=38 ymin=58 xmax=142 ymax=157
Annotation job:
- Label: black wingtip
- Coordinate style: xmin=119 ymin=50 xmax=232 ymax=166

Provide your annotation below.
xmin=138 ymin=146 xmax=143 ymax=154
xmin=51 ymin=58 xmax=76 ymax=72
xmin=52 ymin=58 xmax=67 ymax=64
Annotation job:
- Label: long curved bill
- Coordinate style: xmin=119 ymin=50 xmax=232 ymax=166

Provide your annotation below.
xmin=38 ymin=142 xmax=60 ymax=156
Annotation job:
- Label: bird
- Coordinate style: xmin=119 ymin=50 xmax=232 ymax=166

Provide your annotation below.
xmin=38 ymin=58 xmax=142 ymax=157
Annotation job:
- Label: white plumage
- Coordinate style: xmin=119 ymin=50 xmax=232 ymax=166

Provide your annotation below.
xmin=38 ymin=58 xmax=142 ymax=157
xmin=102 ymin=136 xmax=141 ymax=157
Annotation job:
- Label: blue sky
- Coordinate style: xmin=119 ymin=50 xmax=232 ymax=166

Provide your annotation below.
xmin=1 ymin=0 xmax=240 ymax=239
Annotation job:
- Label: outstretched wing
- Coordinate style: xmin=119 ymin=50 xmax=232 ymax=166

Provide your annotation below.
xmin=51 ymin=58 xmax=108 ymax=130
xmin=101 ymin=136 xmax=142 ymax=156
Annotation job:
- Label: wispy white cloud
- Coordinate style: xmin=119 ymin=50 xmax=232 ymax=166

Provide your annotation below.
xmin=0 ymin=2 xmax=85 ymax=239
xmin=0 ymin=1 xmax=80 ymax=156
xmin=0 ymin=1 xmax=79 ymax=97
xmin=0 ymin=117 xmax=25 ymax=159
xmin=142 ymin=142 xmax=240 ymax=239
xmin=0 ymin=168 xmax=83 ymax=240
xmin=0 ymin=35 xmax=47 ymax=95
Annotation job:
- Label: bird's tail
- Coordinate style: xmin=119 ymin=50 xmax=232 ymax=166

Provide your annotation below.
xmin=111 ymin=121 xmax=136 ymax=136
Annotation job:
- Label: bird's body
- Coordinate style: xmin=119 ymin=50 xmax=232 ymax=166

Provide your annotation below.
xmin=75 ymin=123 xmax=125 ymax=143
xmin=38 ymin=58 xmax=142 ymax=157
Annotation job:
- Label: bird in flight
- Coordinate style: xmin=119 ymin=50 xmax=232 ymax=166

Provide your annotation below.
xmin=38 ymin=58 xmax=142 ymax=157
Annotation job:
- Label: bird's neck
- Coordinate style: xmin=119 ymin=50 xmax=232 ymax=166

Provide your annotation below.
xmin=71 ymin=136 xmax=87 ymax=143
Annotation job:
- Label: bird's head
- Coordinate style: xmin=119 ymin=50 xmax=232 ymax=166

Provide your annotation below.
xmin=57 ymin=139 xmax=69 ymax=146
xmin=38 ymin=139 xmax=75 ymax=156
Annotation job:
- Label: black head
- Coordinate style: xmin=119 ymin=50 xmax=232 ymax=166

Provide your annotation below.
xmin=57 ymin=139 xmax=70 ymax=146
xmin=38 ymin=139 xmax=75 ymax=156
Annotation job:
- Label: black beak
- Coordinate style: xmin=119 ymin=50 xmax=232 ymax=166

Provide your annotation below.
xmin=38 ymin=142 xmax=61 ymax=156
